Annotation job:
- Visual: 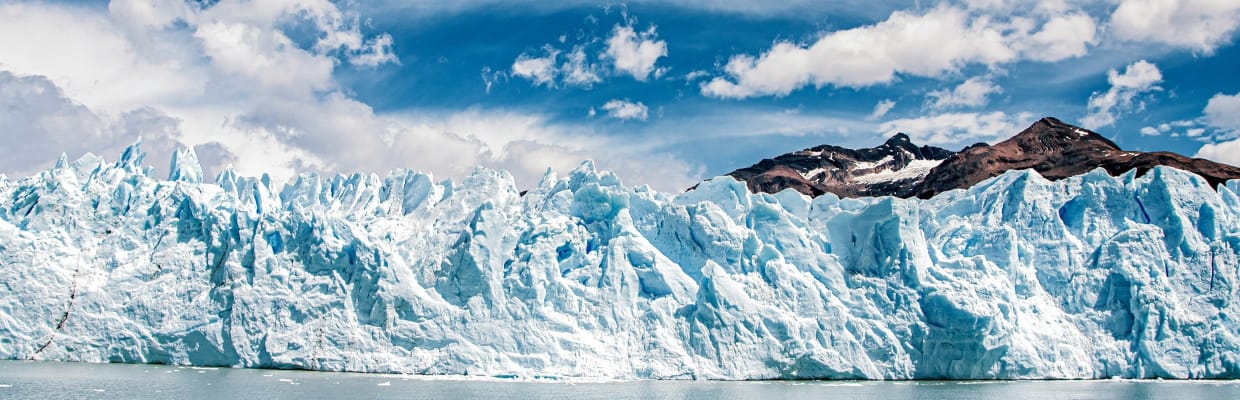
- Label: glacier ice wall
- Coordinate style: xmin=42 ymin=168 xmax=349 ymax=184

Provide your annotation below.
xmin=2 ymin=145 xmax=1240 ymax=379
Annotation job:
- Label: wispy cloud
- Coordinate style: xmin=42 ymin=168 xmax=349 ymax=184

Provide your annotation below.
xmin=878 ymin=111 xmax=1035 ymax=146
xmin=480 ymin=66 xmax=509 ymax=94
xmin=927 ymin=77 xmax=1001 ymax=109
xmin=867 ymin=99 xmax=896 ymax=121
xmin=1081 ymin=60 xmax=1162 ymax=129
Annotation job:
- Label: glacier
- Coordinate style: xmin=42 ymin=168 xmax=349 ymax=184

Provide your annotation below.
xmin=2 ymin=144 xmax=1240 ymax=380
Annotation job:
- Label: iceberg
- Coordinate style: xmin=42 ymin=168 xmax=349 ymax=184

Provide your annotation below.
xmin=1 ymin=143 xmax=1239 ymax=380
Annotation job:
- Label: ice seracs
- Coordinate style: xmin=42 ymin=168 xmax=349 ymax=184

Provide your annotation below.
xmin=167 ymin=147 xmax=203 ymax=184
xmin=1 ymin=144 xmax=1240 ymax=379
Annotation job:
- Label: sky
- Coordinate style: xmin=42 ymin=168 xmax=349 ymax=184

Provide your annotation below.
xmin=1 ymin=0 xmax=1239 ymax=192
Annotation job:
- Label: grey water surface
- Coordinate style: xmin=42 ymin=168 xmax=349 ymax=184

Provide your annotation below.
xmin=2 ymin=360 xmax=1238 ymax=400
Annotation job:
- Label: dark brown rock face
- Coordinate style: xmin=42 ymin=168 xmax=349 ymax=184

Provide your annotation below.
xmin=908 ymin=117 xmax=1240 ymax=198
xmin=718 ymin=117 xmax=1240 ymax=199
xmin=725 ymin=133 xmax=955 ymax=198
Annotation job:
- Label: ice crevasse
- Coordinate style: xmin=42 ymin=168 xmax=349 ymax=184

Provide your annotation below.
xmin=2 ymin=144 xmax=1240 ymax=380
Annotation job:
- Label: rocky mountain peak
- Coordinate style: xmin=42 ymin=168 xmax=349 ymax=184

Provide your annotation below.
xmin=714 ymin=117 xmax=1240 ymax=199
xmin=721 ymin=133 xmax=954 ymax=198
xmin=1009 ymin=117 xmax=1120 ymax=153
xmin=883 ymin=132 xmax=913 ymax=146
xmin=886 ymin=132 xmax=910 ymax=142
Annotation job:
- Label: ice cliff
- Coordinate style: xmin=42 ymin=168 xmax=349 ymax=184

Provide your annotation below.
xmin=2 ymin=144 xmax=1240 ymax=379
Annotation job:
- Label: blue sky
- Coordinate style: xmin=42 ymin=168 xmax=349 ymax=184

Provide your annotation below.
xmin=1 ymin=1 xmax=1239 ymax=191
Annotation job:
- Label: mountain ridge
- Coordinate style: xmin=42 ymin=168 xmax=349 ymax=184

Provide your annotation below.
xmin=718 ymin=117 xmax=1240 ymax=199
xmin=722 ymin=131 xmax=955 ymax=198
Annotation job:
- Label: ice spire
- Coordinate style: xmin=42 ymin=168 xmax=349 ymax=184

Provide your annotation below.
xmin=54 ymin=153 xmax=69 ymax=170
xmin=216 ymin=166 xmax=239 ymax=193
xmin=167 ymin=147 xmax=203 ymax=183
xmin=115 ymin=141 xmax=146 ymax=173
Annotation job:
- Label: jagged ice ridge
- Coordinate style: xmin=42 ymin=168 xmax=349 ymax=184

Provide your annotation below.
xmin=2 ymin=144 xmax=1240 ymax=379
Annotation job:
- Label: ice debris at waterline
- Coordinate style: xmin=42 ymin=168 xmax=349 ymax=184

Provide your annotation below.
xmin=3 ymin=144 xmax=1240 ymax=380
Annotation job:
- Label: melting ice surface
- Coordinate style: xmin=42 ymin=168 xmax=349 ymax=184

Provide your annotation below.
xmin=3 ymin=144 xmax=1240 ymax=380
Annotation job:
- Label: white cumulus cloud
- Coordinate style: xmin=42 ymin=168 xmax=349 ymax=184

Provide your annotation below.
xmin=1203 ymin=92 xmax=1240 ymax=133
xmin=601 ymin=99 xmax=649 ymax=121
xmin=700 ymin=5 xmax=1103 ymax=99
xmin=562 ymin=46 xmax=603 ymax=86
xmin=603 ymin=25 xmax=668 ymax=81
xmin=194 ymin=21 xmax=336 ymax=95
xmin=510 ymin=44 xmax=605 ymax=89
xmin=1195 ymin=92 xmax=1240 ymax=167
xmin=509 ymin=18 xmax=667 ymax=89
xmin=1021 ymin=12 xmax=1097 ymax=61
xmin=1110 ymin=0 xmax=1240 ymax=54
xmin=1081 ymin=60 xmax=1162 ymax=129
xmin=511 ymin=46 xmax=560 ymax=87
xmin=1195 ymin=140 xmax=1240 ymax=168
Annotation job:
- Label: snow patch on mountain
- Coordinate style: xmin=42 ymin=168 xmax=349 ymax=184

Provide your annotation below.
xmin=851 ymin=155 xmax=895 ymax=171
xmin=852 ymin=159 xmax=943 ymax=185
xmin=2 ymin=144 xmax=1240 ymax=380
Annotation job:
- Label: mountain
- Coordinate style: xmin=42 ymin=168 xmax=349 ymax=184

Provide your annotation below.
xmin=722 ymin=117 xmax=1240 ymax=199
xmin=724 ymin=133 xmax=954 ymax=198
xmin=3 ymin=145 xmax=1240 ymax=379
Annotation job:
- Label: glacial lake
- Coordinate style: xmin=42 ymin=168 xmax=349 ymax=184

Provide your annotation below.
xmin=2 ymin=360 xmax=1239 ymax=400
